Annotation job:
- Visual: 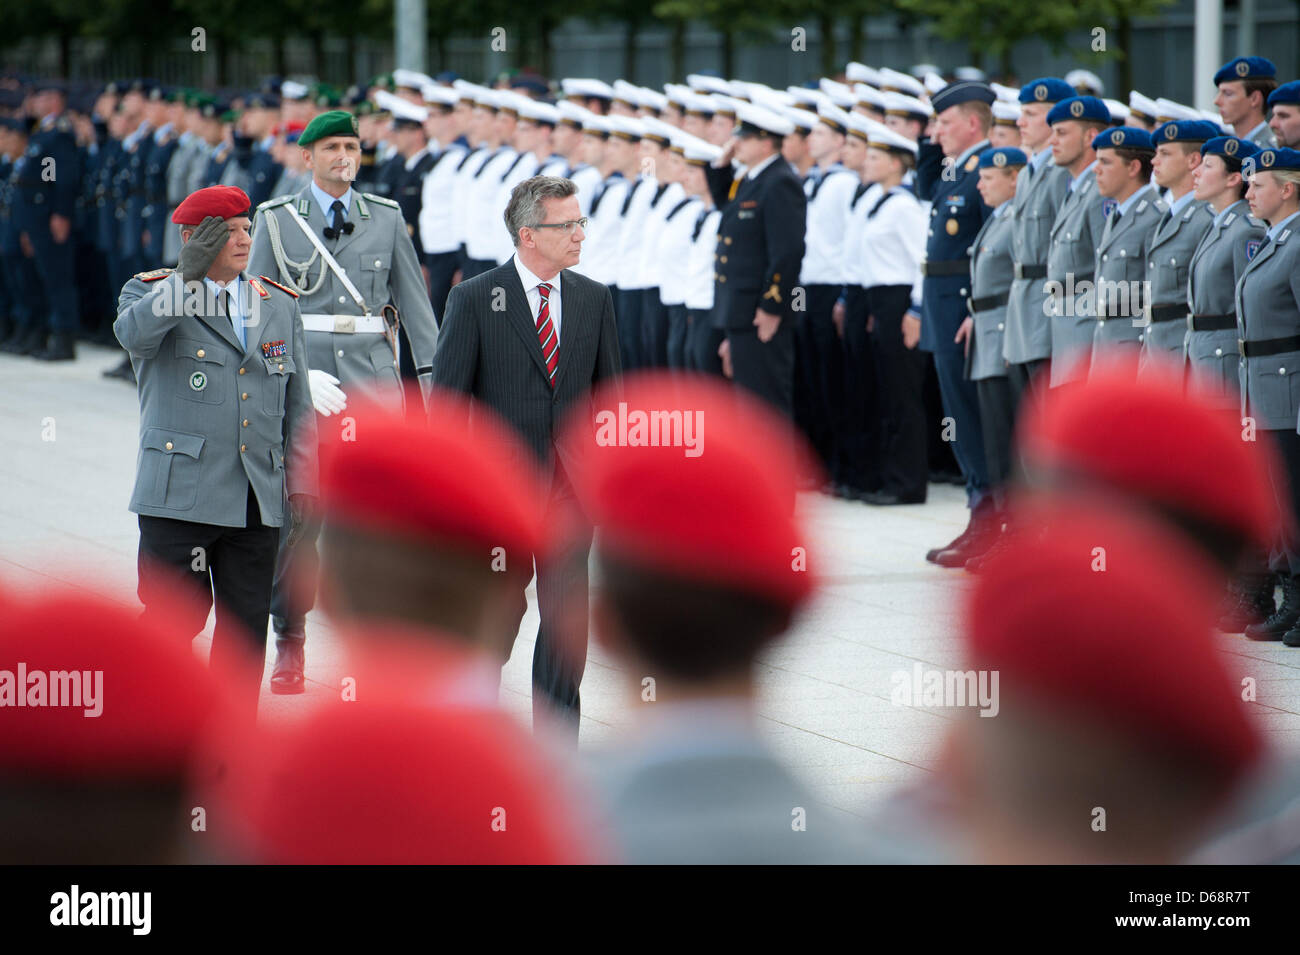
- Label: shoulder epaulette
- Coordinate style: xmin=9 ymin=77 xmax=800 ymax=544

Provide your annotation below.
xmin=257 ymin=195 xmax=294 ymax=211
xmin=258 ymin=275 xmax=299 ymax=298
xmin=135 ymin=268 xmax=173 ymax=282
xmin=248 ymin=278 xmax=270 ymax=299
xmin=361 ymin=192 xmax=401 ymax=209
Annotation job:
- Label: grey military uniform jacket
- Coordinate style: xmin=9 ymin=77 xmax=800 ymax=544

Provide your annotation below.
xmin=1138 ymin=197 xmax=1214 ymax=375
xmin=1186 ymin=201 xmax=1266 ymax=410
xmin=967 ymin=206 xmax=1016 ymax=381
xmin=1235 ymin=219 xmax=1300 ymax=431
xmin=114 ymin=269 xmax=318 ymax=528
xmin=248 ymin=185 xmax=438 ymax=409
xmin=1091 ymin=186 xmax=1163 ymax=358
xmin=163 ymin=137 xmax=203 ymax=265
xmin=1003 ymin=157 xmax=1069 ymax=365
xmin=1047 ymin=167 xmax=1108 ymax=386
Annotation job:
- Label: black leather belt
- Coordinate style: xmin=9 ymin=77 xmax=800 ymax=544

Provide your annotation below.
xmin=1188 ymin=313 xmax=1236 ymax=332
xmin=1148 ymin=304 xmax=1188 ymax=324
xmin=1013 ymin=263 xmax=1047 ymax=280
xmin=922 ymin=259 xmax=969 ymax=277
xmin=1239 ymin=335 xmax=1300 ymax=358
xmin=969 ymin=291 xmax=1010 ymax=312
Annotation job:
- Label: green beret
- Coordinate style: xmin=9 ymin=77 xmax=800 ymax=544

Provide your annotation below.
xmin=299 ymin=110 xmax=360 ymax=146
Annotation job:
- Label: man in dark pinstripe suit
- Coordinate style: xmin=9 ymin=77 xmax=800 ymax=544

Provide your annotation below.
xmin=433 ymin=175 xmax=622 ymax=738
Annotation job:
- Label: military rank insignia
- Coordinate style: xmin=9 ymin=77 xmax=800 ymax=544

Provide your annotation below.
xmin=1245 ymin=239 xmax=1261 ymax=261
xmin=1102 ymin=197 xmax=1118 ymax=219
xmin=964 ymin=155 xmax=979 ymax=172
xmin=261 ymin=340 xmax=288 ymax=359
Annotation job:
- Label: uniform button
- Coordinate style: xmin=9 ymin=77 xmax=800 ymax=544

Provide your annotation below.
xmin=241 ymin=392 xmax=248 ymax=400
xmin=337 ymin=349 xmax=344 ymax=357
xmin=724 ymin=237 xmax=732 ymax=245
xmin=164 ymin=441 xmax=173 ymax=450
xmin=196 ymin=348 xmax=205 ymax=358
xmin=959 ymin=288 xmax=967 ymax=296
xmin=1214 ymin=348 xmax=1222 ymax=357
xmin=1119 ymin=250 xmax=1126 ymax=257
xmin=242 ymin=419 xmax=249 ymax=427
xmin=1098 ymin=319 xmax=1106 ymax=327
xmin=374 ymin=259 xmax=382 ymax=267
xmin=949 ymin=206 xmax=957 ymax=213
xmin=1169 ymin=258 xmax=1176 ymax=265
xmin=928 ymin=230 xmax=933 ymax=236
xmin=721 ymin=256 xmax=727 ymax=263
xmin=719 ymin=275 xmax=726 ymax=283
xmin=1102 ymin=254 xmax=1108 ymax=261
xmin=239 ymin=367 xmax=246 ymax=375
xmin=240 ymin=444 xmax=247 ymax=452
xmin=339 ymin=296 xmax=347 ymax=304
xmin=1282 ymin=367 xmax=1287 ymax=375
xmin=997 ymin=323 xmax=1004 ymax=330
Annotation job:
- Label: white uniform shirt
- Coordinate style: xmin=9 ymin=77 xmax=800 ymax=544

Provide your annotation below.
xmin=464 ymin=146 xmax=519 ymax=261
xmin=418 ymin=143 xmax=468 ymax=254
xmin=862 ymin=187 xmax=926 ymax=306
xmin=800 ymin=163 xmax=858 ymax=286
xmin=615 ymin=176 xmax=657 ymax=289
xmin=655 ymin=193 xmax=703 ymax=305
xmin=683 ymin=206 xmax=721 ymax=310
xmin=574 ymin=173 xmax=630 ymax=286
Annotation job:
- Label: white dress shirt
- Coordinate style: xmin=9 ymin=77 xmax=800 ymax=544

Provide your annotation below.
xmin=514 ymin=254 xmax=563 ymax=345
xmin=204 ymin=276 xmax=246 ymax=349
xmin=862 ymin=187 xmax=927 ymax=307
xmin=419 ymin=143 xmax=468 ymax=254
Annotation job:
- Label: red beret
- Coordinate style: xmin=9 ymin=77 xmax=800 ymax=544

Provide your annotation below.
xmin=318 ymin=392 xmax=546 ymax=562
xmin=1016 ymin=364 xmax=1279 ymax=550
xmin=171 ymin=185 xmax=252 ymax=225
xmin=967 ymin=507 xmax=1262 ymax=777
xmin=0 ymin=592 xmax=231 ymax=779
xmin=216 ymin=701 xmax=595 ymax=863
xmin=563 ymin=371 xmax=817 ymax=608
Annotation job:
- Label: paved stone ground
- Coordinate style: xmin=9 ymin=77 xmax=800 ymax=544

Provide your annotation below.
xmin=4 ymin=342 xmax=1300 ymax=822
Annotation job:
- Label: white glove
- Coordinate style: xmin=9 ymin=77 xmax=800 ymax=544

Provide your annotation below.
xmin=307 ymin=369 xmax=348 ymax=417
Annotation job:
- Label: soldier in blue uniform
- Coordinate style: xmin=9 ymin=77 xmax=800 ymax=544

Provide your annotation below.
xmin=1214 ymin=56 xmax=1278 ymax=149
xmin=1269 ymin=81 xmax=1300 ymax=149
xmin=703 ymin=101 xmax=807 ymax=417
xmin=14 ymin=80 xmax=82 ymax=361
xmin=912 ymin=81 xmax=997 ymax=566
xmin=140 ymin=87 xmax=181 ymax=268
xmin=0 ymin=117 xmax=44 ymax=354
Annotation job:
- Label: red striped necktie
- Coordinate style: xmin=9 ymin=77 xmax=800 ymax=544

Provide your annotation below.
xmin=535 ymin=281 xmax=558 ymax=386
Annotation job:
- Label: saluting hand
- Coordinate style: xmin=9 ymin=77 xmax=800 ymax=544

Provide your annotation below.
xmin=177 ymin=215 xmax=230 ymax=285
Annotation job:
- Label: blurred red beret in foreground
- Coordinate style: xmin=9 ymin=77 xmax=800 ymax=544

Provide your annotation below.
xmin=317 ymin=392 xmax=546 ymax=562
xmin=563 ymin=371 xmax=817 ymax=608
xmin=966 ymin=507 xmax=1262 ymax=778
xmin=1016 ymin=364 xmax=1279 ymax=551
xmin=216 ymin=701 xmax=593 ymax=864
xmin=171 ymin=185 xmax=252 ymax=225
xmin=0 ymin=592 xmax=230 ymax=779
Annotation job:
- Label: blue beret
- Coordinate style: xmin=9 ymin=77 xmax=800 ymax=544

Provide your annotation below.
xmin=1214 ymin=56 xmax=1276 ymax=86
xmin=979 ymin=147 xmax=1029 ymax=169
xmin=1046 ymin=96 xmax=1111 ymax=127
xmin=1268 ymin=80 xmax=1300 ymax=108
xmin=1092 ymin=126 xmax=1155 ymax=152
xmin=1256 ymin=147 xmax=1300 ymax=172
xmin=1019 ymin=78 xmax=1075 ymax=106
xmin=929 ymin=80 xmax=996 ymax=114
xmin=1152 ymin=119 xmax=1222 ymax=144
xmin=1201 ymin=136 xmax=1261 ymax=165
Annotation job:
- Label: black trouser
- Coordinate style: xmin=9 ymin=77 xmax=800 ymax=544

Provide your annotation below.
xmin=640 ymin=288 xmax=670 ymax=369
xmin=28 ymin=227 xmax=79 ymax=335
xmin=975 ymin=374 xmax=1015 ymax=512
xmin=795 ymin=284 xmax=844 ymax=478
xmin=616 ymin=287 xmax=645 ymax=371
xmin=840 ymin=286 xmax=879 ymax=492
xmin=666 ymin=304 xmax=690 ymax=370
xmin=507 ymin=463 xmax=592 ymax=741
xmin=1266 ymin=429 xmax=1300 ymax=576
xmin=137 ymin=486 xmax=278 ymax=712
xmin=727 ymin=315 xmax=795 ymax=418
xmin=425 ymin=250 xmax=460 ymax=325
xmin=1006 ymin=357 xmax=1050 ymax=415
xmin=460 ymin=257 xmax=497 ymax=280
xmin=688 ymin=307 xmax=725 ymax=376
xmin=867 ymin=284 xmax=927 ymax=500
xmin=270 ymin=507 xmax=323 ymax=639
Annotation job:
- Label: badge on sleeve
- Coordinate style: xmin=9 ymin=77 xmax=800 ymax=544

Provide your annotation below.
xmin=1245 ymin=238 xmax=1261 ymax=261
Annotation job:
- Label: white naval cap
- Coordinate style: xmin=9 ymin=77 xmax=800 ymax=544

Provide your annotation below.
xmin=580 ymin=112 xmax=611 ymax=136
xmin=878 ymin=67 xmax=925 ymax=98
xmin=561 ymin=77 xmax=614 ymax=100
xmin=421 ymin=84 xmax=459 ymax=108
xmin=494 ymin=89 xmax=529 ymax=115
xmin=280 ymin=79 xmax=310 ymax=101
xmin=517 ymin=98 xmax=560 ymax=125
xmin=852 ymin=83 xmax=888 ymax=112
xmin=1155 ymin=97 xmax=1200 ymax=122
xmin=680 ymin=91 xmax=717 ymax=116
xmin=681 ymin=135 xmax=723 ymax=165
xmin=686 ymin=73 xmax=732 ymax=96
xmin=816 ymin=100 xmax=852 ymax=134
xmin=557 ymin=99 xmax=594 ymax=128
xmin=845 ymin=62 xmax=881 ymax=87
xmin=884 ymin=91 xmax=933 ymax=120
xmin=1103 ymin=99 xmax=1131 ymax=123
xmin=733 ymin=99 xmax=796 ymax=136
xmin=612 ymin=79 xmax=642 ymax=107
xmin=843 ymin=110 xmax=888 ymax=142
xmin=923 ymin=72 xmax=947 ymax=96
xmin=818 ymin=78 xmax=855 ymax=109
xmin=605 ymin=114 xmax=644 ymax=141
xmin=785 ymin=86 xmax=823 ymax=108
xmin=637 ymin=86 xmax=669 ymax=113
xmin=991 ymin=100 xmax=1021 ymax=125
xmin=865 ymin=123 xmax=920 ymax=156
xmin=708 ymin=94 xmax=740 ymax=118
xmin=392 ymin=69 xmax=435 ymax=92
xmin=1128 ymin=91 xmax=1159 ymax=122
xmin=639 ymin=115 xmax=676 ymax=145
xmin=990 ymin=82 xmax=1020 ymax=103
xmin=452 ymin=79 xmax=487 ymax=102
xmin=374 ymin=89 xmax=429 ymax=123
xmin=782 ymin=105 xmax=819 ymax=132
xmin=1065 ymin=68 xmax=1105 ymax=96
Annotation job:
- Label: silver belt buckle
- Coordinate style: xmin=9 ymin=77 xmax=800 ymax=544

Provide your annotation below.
xmin=334 ymin=315 xmax=356 ymax=334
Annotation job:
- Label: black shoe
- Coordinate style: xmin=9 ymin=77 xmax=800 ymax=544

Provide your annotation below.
xmin=269 ymin=629 xmax=306 ymax=694
xmin=33 ymin=333 xmax=76 ymax=361
xmin=1245 ymin=575 xmax=1300 ymax=641
xmin=1283 ymin=625 xmax=1300 ymax=647
xmin=11 ymin=327 xmax=47 ymax=356
xmin=1217 ymin=573 xmax=1276 ymax=632
xmin=860 ymin=489 xmax=926 ymax=506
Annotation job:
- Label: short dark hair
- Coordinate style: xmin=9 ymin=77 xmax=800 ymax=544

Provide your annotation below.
xmin=1111 ymin=147 xmax=1153 ymax=182
xmin=598 ymin=556 xmax=793 ymax=682
xmin=1242 ymin=78 xmax=1278 ymax=112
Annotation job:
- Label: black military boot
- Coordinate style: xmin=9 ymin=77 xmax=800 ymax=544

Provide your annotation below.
xmin=33 ymin=332 xmax=76 ymax=361
xmin=1245 ymin=574 xmax=1300 ymax=642
xmin=13 ymin=326 xmax=47 ymax=355
xmin=935 ymin=506 xmax=1001 ymax=568
xmin=269 ymin=623 xmax=306 ymax=694
xmin=1218 ymin=572 xmax=1276 ymax=633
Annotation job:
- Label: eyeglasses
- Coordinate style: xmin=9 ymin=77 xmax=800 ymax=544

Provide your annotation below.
xmin=529 ymin=217 xmax=589 ymax=235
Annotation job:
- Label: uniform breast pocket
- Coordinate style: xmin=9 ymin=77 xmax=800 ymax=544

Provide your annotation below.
xmin=174 ymin=337 xmax=227 ymax=404
xmin=263 ymin=355 xmax=295 ymax=416
xmin=361 ymin=253 xmax=391 ymax=300
xmin=135 ymin=428 xmax=204 ymax=511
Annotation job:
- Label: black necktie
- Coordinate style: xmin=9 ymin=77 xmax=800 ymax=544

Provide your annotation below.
xmin=324 ymin=199 xmax=353 ymax=240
